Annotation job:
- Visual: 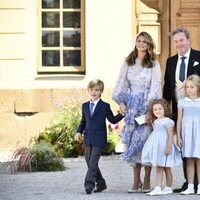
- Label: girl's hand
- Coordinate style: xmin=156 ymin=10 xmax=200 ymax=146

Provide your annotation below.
xmin=177 ymin=138 xmax=182 ymax=148
xmin=165 ymin=146 xmax=171 ymax=156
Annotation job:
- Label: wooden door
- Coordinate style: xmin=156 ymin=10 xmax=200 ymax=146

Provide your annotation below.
xmin=134 ymin=0 xmax=170 ymax=76
xmin=170 ymin=0 xmax=200 ymax=55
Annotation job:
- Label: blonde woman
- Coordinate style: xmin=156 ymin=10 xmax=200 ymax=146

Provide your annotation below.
xmin=112 ymin=32 xmax=162 ymax=192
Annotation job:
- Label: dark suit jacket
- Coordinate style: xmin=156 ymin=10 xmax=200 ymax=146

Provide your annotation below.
xmin=163 ymin=48 xmax=200 ymax=121
xmin=77 ymin=99 xmax=124 ymax=147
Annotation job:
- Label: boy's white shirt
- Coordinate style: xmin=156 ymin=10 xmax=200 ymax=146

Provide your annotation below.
xmin=90 ymin=98 xmax=100 ymax=113
xmin=135 ymin=114 xmax=146 ymax=125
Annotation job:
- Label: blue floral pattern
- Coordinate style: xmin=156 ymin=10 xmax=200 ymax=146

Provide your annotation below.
xmin=113 ymin=59 xmax=162 ymax=166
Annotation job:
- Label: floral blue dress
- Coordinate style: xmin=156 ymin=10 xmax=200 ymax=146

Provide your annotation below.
xmin=112 ymin=59 xmax=162 ymax=165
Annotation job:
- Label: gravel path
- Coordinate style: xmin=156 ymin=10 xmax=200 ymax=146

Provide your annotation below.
xmin=0 ymin=155 xmax=197 ymax=200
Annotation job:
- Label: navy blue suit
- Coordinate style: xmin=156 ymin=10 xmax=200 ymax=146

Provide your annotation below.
xmin=77 ymin=99 xmax=124 ymax=147
xmin=77 ymin=98 xmax=124 ymax=192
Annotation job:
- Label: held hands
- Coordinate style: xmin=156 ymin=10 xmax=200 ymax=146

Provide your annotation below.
xmin=119 ymin=103 xmax=126 ymax=116
xmin=74 ymin=133 xmax=82 ymax=143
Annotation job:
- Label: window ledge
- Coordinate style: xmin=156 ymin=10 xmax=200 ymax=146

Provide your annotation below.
xmin=35 ymin=74 xmax=85 ymax=80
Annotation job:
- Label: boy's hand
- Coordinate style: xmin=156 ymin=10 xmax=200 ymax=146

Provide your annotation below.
xmin=119 ymin=103 xmax=126 ymax=115
xmin=74 ymin=133 xmax=82 ymax=143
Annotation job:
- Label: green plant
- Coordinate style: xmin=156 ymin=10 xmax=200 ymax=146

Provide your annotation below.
xmin=11 ymin=141 xmax=65 ymax=172
xmin=37 ymin=102 xmax=83 ymax=157
xmin=102 ymin=126 xmax=121 ymax=155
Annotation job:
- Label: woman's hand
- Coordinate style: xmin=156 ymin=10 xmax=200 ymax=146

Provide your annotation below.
xmin=119 ymin=103 xmax=126 ymax=115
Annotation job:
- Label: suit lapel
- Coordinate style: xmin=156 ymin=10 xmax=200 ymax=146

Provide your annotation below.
xmin=92 ymin=99 xmax=102 ymax=118
xmin=86 ymin=102 xmax=92 ymax=118
xmin=187 ymin=49 xmax=195 ymax=76
xmin=171 ymin=55 xmax=178 ymax=86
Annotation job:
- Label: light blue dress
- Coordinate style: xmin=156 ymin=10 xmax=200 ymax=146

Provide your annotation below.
xmin=141 ymin=117 xmax=182 ymax=167
xmin=112 ymin=59 xmax=162 ymax=166
xmin=178 ymin=97 xmax=200 ymax=158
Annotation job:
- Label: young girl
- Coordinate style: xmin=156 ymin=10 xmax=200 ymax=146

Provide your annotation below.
xmin=176 ymin=74 xmax=200 ymax=195
xmin=142 ymin=99 xmax=182 ymax=196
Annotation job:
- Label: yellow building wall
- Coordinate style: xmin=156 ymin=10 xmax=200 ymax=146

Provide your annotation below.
xmin=0 ymin=0 xmax=133 ymax=150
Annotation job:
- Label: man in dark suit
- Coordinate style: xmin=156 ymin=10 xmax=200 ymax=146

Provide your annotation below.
xmin=163 ymin=27 xmax=200 ymax=193
xmin=74 ymin=79 xmax=125 ymax=194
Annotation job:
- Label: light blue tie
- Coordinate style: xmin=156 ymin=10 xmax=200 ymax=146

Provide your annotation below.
xmin=89 ymin=102 xmax=94 ymax=116
xmin=179 ymin=56 xmax=186 ymax=82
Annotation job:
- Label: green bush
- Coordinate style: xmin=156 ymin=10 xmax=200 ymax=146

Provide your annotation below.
xmin=37 ymin=102 xmax=82 ymax=157
xmin=102 ymin=124 xmax=121 ymax=155
xmin=30 ymin=142 xmax=65 ymax=171
xmin=12 ymin=141 xmax=65 ymax=172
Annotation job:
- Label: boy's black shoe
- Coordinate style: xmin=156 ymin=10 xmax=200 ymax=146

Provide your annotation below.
xmin=173 ymin=182 xmax=188 ymax=193
xmin=94 ymin=185 xmax=107 ymax=193
xmin=85 ymin=188 xmax=92 ymax=194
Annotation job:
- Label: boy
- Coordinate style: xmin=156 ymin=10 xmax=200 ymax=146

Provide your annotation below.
xmin=74 ymin=79 xmax=125 ymax=194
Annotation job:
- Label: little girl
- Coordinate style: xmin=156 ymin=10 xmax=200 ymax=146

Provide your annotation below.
xmin=142 ymin=99 xmax=182 ymax=196
xmin=176 ymin=74 xmax=200 ymax=195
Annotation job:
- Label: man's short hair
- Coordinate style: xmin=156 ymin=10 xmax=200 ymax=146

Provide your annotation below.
xmin=170 ymin=27 xmax=190 ymax=39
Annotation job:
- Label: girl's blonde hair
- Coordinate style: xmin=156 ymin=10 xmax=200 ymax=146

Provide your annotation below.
xmin=146 ymin=99 xmax=172 ymax=124
xmin=185 ymin=74 xmax=200 ymax=97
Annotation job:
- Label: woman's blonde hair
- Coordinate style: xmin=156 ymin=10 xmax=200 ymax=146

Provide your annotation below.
xmin=126 ymin=31 xmax=156 ymax=68
xmin=185 ymin=74 xmax=200 ymax=97
xmin=146 ymin=99 xmax=172 ymax=124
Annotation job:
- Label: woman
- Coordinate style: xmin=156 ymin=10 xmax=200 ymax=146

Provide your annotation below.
xmin=112 ymin=32 xmax=162 ymax=192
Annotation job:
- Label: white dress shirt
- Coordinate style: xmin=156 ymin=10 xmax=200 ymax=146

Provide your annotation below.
xmin=175 ymin=48 xmax=191 ymax=102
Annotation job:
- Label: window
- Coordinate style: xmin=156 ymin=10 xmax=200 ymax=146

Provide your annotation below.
xmin=38 ymin=0 xmax=85 ymax=73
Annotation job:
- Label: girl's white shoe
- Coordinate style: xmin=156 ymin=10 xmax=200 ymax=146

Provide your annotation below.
xmin=161 ymin=187 xmax=173 ymax=194
xmin=147 ymin=186 xmax=162 ymax=196
xmin=180 ymin=187 xmax=194 ymax=195
xmin=197 ymin=185 xmax=200 ymax=195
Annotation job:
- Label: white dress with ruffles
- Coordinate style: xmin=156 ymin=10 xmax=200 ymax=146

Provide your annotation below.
xmin=178 ymin=97 xmax=200 ymax=158
xmin=141 ymin=117 xmax=182 ymax=167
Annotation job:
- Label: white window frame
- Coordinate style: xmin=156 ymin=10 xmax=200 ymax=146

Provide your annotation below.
xmin=38 ymin=0 xmax=85 ymax=73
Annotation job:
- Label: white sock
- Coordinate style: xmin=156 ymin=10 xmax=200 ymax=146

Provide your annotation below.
xmin=155 ymin=186 xmax=161 ymax=190
xmin=164 ymin=186 xmax=171 ymax=190
xmin=188 ymin=183 xmax=194 ymax=189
